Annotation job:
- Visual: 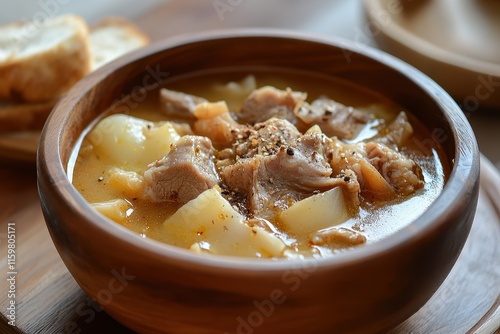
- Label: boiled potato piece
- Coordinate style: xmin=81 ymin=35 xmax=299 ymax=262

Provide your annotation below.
xmin=143 ymin=122 xmax=181 ymax=164
xmin=214 ymin=75 xmax=256 ymax=111
xmin=91 ymin=199 xmax=132 ymax=223
xmin=279 ymin=187 xmax=349 ymax=235
xmin=88 ymin=114 xmax=181 ymax=172
xmin=106 ymin=167 xmax=143 ymax=198
xmin=162 ymin=188 xmax=285 ymax=258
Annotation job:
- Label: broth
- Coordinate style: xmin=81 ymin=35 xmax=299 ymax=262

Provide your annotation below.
xmin=71 ymin=68 xmax=448 ymax=259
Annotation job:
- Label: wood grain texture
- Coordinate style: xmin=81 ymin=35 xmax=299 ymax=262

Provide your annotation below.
xmin=0 ymin=156 xmax=499 ymax=333
xmin=0 ymin=164 xmax=133 ymax=334
xmin=32 ymin=29 xmax=479 ymax=333
xmin=0 ymin=2 xmax=498 ymax=333
xmin=364 ymin=0 xmax=500 ymax=110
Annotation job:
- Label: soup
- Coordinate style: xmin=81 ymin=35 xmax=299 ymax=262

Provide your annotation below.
xmin=70 ymin=69 xmax=448 ymax=259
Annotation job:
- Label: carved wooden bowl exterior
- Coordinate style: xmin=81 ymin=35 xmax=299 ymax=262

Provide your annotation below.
xmin=37 ymin=30 xmax=480 ymax=334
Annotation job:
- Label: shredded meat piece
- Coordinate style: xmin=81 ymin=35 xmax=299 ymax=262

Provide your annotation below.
xmin=194 ymin=112 xmax=247 ymax=148
xmin=220 ymin=132 xmax=361 ymax=220
xmin=233 ymin=118 xmax=301 ymax=159
xmin=142 ymin=136 xmax=219 ymax=204
xmin=376 ymin=111 xmax=414 ymax=148
xmin=309 ymin=227 xmax=367 ymax=248
xmin=152 ymin=85 xmax=425 ymax=247
xmin=295 ymin=98 xmax=373 ymax=139
xmin=365 ymin=142 xmax=424 ymax=195
xmin=328 ymin=136 xmax=424 ymax=198
xmin=237 ymin=86 xmax=306 ymax=125
xmin=331 ymin=169 xmax=361 ymax=209
xmin=160 ymin=89 xmax=207 ymax=119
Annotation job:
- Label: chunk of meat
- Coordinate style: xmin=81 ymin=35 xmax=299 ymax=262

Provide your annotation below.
xmin=331 ymin=169 xmax=361 ymax=209
xmin=142 ymin=136 xmax=219 ymax=204
xmin=376 ymin=111 xmax=414 ymax=148
xmin=328 ymin=138 xmax=397 ymax=200
xmin=309 ymin=227 xmax=366 ymax=248
xmin=237 ymin=86 xmax=306 ymax=125
xmin=220 ymin=133 xmax=360 ymax=220
xmin=194 ymin=112 xmax=246 ymax=148
xmin=295 ymin=97 xmax=373 ymax=139
xmin=233 ymin=118 xmax=301 ymax=159
xmin=295 ymin=134 xmax=361 ymax=207
xmin=329 ymin=135 xmax=424 ymax=198
xmin=365 ymin=141 xmax=424 ymax=195
xmin=160 ymin=89 xmax=207 ymax=119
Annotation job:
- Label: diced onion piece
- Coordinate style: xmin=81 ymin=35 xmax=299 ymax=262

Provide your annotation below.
xmin=91 ymin=199 xmax=132 ymax=223
xmin=358 ymin=158 xmax=394 ymax=198
xmin=88 ymin=114 xmax=180 ymax=172
xmin=305 ymin=124 xmax=322 ymax=134
xmin=279 ymin=187 xmax=349 ymax=235
xmin=193 ymin=101 xmax=229 ymax=119
xmin=162 ymin=188 xmax=286 ymax=258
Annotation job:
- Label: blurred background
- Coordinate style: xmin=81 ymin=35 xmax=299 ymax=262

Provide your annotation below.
xmin=1 ymin=0 xmax=498 ymax=169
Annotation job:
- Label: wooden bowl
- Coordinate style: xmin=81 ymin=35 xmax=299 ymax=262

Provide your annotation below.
xmin=37 ymin=30 xmax=480 ymax=334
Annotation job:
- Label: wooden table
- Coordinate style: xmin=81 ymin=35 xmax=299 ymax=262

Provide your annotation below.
xmin=1 ymin=1 xmax=500 ymax=333
xmin=1 ymin=156 xmax=499 ymax=334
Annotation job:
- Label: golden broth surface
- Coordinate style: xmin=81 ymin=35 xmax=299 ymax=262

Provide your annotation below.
xmin=71 ymin=68 xmax=448 ymax=258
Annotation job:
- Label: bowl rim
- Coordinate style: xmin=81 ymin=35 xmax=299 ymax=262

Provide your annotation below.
xmin=37 ymin=28 xmax=480 ymax=273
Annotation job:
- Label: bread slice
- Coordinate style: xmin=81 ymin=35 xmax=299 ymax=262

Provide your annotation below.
xmin=0 ymin=15 xmax=92 ymax=102
xmin=0 ymin=100 xmax=56 ymax=132
xmin=0 ymin=17 xmax=150 ymax=133
xmin=90 ymin=17 xmax=150 ymax=70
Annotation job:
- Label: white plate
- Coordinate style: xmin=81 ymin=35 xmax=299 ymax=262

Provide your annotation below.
xmin=363 ymin=0 xmax=500 ymax=111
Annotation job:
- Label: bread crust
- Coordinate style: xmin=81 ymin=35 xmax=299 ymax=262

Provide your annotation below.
xmin=0 ymin=15 xmax=92 ymax=102
xmin=0 ymin=15 xmax=150 ymax=132
xmin=90 ymin=17 xmax=150 ymax=70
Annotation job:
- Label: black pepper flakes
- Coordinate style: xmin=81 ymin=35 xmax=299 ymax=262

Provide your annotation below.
xmin=344 ymin=176 xmax=351 ymax=182
xmin=286 ymin=147 xmax=294 ymax=156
